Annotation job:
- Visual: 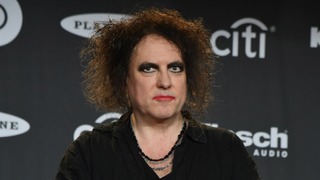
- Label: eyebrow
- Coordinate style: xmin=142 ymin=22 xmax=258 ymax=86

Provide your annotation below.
xmin=138 ymin=61 xmax=185 ymax=72
xmin=167 ymin=61 xmax=184 ymax=69
xmin=138 ymin=62 xmax=158 ymax=71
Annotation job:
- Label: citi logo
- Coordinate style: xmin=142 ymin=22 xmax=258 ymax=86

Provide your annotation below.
xmin=310 ymin=26 xmax=320 ymax=48
xmin=73 ymin=112 xmax=122 ymax=140
xmin=211 ymin=17 xmax=273 ymax=59
xmin=0 ymin=0 xmax=23 ymax=46
xmin=0 ymin=112 xmax=30 ymax=138
xmin=60 ymin=13 xmax=128 ymax=38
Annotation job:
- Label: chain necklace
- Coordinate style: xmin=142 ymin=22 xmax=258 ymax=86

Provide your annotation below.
xmin=142 ymin=151 xmax=174 ymax=164
xmin=130 ymin=116 xmax=186 ymax=170
xmin=151 ymin=159 xmax=174 ymax=171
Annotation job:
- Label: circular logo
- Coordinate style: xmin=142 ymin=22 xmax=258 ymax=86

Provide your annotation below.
xmin=0 ymin=5 xmax=8 ymax=29
xmin=0 ymin=112 xmax=30 ymax=138
xmin=0 ymin=0 xmax=23 ymax=46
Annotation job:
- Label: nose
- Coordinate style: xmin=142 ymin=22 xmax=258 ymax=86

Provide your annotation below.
xmin=157 ymin=70 xmax=172 ymax=89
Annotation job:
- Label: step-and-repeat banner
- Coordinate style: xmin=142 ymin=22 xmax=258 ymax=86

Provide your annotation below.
xmin=1 ymin=0 xmax=319 ymax=179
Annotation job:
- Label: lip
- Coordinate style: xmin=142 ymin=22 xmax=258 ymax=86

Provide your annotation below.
xmin=152 ymin=95 xmax=176 ymax=101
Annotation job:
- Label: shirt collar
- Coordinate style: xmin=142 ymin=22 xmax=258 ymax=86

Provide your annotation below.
xmin=94 ymin=110 xmax=207 ymax=144
xmin=181 ymin=110 xmax=207 ymax=144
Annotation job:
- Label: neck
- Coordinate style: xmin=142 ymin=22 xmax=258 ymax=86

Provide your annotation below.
xmin=130 ymin=112 xmax=184 ymax=139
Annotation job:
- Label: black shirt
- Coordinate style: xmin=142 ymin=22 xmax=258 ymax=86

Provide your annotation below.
xmin=124 ymin=117 xmax=173 ymax=180
xmin=56 ymin=111 xmax=260 ymax=180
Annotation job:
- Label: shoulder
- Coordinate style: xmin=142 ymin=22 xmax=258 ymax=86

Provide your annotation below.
xmin=71 ymin=111 xmax=131 ymax=149
xmin=93 ymin=121 xmax=119 ymax=134
xmin=186 ymin=120 xmax=245 ymax=154
xmin=183 ymin=110 xmax=241 ymax=146
xmin=200 ymin=124 xmax=240 ymax=143
xmin=68 ymin=121 xmax=121 ymax=152
xmin=201 ymin=124 xmax=245 ymax=151
xmin=200 ymin=125 xmax=260 ymax=179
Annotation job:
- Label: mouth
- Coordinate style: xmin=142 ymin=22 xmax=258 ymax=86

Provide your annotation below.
xmin=152 ymin=95 xmax=176 ymax=101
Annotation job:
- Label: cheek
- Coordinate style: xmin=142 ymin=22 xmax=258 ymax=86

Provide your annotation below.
xmin=127 ymin=77 xmax=149 ymax=96
xmin=182 ymin=82 xmax=188 ymax=99
xmin=180 ymin=75 xmax=188 ymax=91
xmin=176 ymin=77 xmax=188 ymax=99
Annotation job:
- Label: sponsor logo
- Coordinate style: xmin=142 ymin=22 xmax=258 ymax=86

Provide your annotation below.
xmin=0 ymin=112 xmax=30 ymax=138
xmin=207 ymin=123 xmax=288 ymax=158
xmin=310 ymin=26 xmax=320 ymax=48
xmin=211 ymin=17 xmax=274 ymax=59
xmin=60 ymin=13 xmax=128 ymax=38
xmin=74 ymin=112 xmax=122 ymax=140
xmin=0 ymin=0 xmax=23 ymax=46
xmin=237 ymin=127 xmax=288 ymax=158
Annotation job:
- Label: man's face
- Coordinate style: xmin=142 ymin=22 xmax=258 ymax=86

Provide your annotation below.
xmin=126 ymin=35 xmax=187 ymax=120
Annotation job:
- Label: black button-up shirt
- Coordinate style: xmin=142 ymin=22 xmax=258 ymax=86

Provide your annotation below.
xmin=56 ymin=111 xmax=260 ymax=180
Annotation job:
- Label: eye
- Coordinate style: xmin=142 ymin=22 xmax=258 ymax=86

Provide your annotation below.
xmin=169 ymin=66 xmax=182 ymax=73
xmin=138 ymin=63 xmax=158 ymax=73
xmin=143 ymin=66 xmax=156 ymax=73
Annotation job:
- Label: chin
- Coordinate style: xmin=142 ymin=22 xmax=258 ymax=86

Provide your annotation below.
xmin=151 ymin=108 xmax=179 ymax=120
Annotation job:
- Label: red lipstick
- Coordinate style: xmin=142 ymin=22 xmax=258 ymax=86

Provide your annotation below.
xmin=153 ymin=95 xmax=175 ymax=101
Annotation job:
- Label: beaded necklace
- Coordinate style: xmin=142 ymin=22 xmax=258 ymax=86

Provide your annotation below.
xmin=130 ymin=116 xmax=186 ymax=171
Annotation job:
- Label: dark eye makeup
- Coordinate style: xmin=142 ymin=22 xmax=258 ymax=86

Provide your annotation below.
xmin=168 ymin=62 xmax=184 ymax=73
xmin=138 ymin=63 xmax=158 ymax=73
xmin=138 ymin=61 xmax=184 ymax=73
